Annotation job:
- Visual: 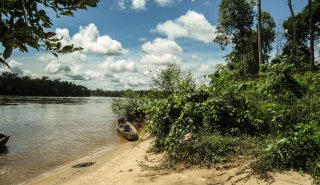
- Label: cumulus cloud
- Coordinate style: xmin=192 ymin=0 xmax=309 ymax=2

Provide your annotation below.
xmin=56 ymin=24 xmax=126 ymax=56
xmin=132 ymin=0 xmax=147 ymax=10
xmin=141 ymin=38 xmax=183 ymax=65
xmin=125 ymin=77 xmax=147 ymax=88
xmin=40 ymin=51 xmax=101 ymax=81
xmin=100 ymin=57 xmax=138 ymax=73
xmin=0 ymin=60 xmax=30 ymax=76
xmin=45 ymin=61 xmax=71 ymax=74
xmin=141 ymin=54 xmax=182 ymax=65
xmin=142 ymin=38 xmax=183 ymax=54
xmin=155 ymin=10 xmax=216 ymax=43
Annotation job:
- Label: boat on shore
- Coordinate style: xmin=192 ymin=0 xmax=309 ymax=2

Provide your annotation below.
xmin=0 ymin=132 xmax=10 ymax=147
xmin=116 ymin=121 xmax=139 ymax=141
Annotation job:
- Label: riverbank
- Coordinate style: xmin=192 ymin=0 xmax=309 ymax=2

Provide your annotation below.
xmin=22 ymin=135 xmax=313 ymax=185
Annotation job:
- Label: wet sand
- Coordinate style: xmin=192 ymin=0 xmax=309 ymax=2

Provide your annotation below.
xmin=22 ymin=137 xmax=313 ymax=185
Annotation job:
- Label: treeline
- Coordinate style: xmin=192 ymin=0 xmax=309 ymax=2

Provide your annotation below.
xmin=0 ymin=72 xmax=152 ymax=97
xmin=90 ymin=89 xmax=150 ymax=97
xmin=0 ymin=72 xmax=90 ymax=97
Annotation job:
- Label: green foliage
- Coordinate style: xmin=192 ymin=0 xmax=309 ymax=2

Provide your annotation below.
xmin=215 ymin=0 xmax=255 ymax=48
xmin=215 ymin=0 xmax=276 ymax=75
xmin=168 ymin=133 xmax=238 ymax=165
xmin=281 ymin=1 xmax=320 ymax=71
xmin=283 ymin=1 xmax=320 ymax=50
xmin=264 ymin=63 xmax=305 ymax=99
xmin=152 ymin=64 xmax=193 ymax=97
xmin=255 ymin=123 xmax=320 ymax=179
xmin=214 ymin=0 xmax=257 ymax=75
xmin=111 ymin=95 xmax=146 ymax=122
xmin=112 ymin=63 xmax=320 ymax=181
xmin=0 ymin=0 xmax=98 ymax=66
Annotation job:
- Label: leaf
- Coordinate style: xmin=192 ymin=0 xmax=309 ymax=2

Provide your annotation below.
xmin=46 ymin=32 xmax=56 ymax=38
xmin=60 ymin=11 xmax=74 ymax=17
xmin=3 ymin=46 xmax=13 ymax=59
xmin=0 ymin=58 xmax=10 ymax=68
xmin=56 ymin=42 xmax=61 ymax=49
xmin=51 ymin=52 xmax=58 ymax=58
xmin=60 ymin=45 xmax=74 ymax=53
xmin=73 ymin=47 xmax=83 ymax=51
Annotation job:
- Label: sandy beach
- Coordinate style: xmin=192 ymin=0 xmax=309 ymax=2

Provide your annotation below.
xmin=22 ymin=136 xmax=313 ymax=185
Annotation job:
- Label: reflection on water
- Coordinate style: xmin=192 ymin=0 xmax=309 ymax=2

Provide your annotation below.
xmin=0 ymin=96 xmax=119 ymax=185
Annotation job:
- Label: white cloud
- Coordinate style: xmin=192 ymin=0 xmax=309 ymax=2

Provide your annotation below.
xmin=56 ymin=24 xmax=126 ymax=56
xmin=141 ymin=38 xmax=183 ymax=65
xmin=132 ymin=0 xmax=147 ymax=10
xmin=155 ymin=10 xmax=216 ymax=43
xmin=125 ymin=77 xmax=147 ymax=88
xmin=45 ymin=61 xmax=64 ymax=74
xmin=8 ymin=60 xmax=24 ymax=75
xmin=117 ymin=0 xmax=182 ymax=10
xmin=141 ymin=54 xmax=182 ymax=65
xmin=138 ymin=37 xmax=147 ymax=42
xmin=142 ymin=38 xmax=183 ymax=55
xmin=154 ymin=0 xmax=181 ymax=7
xmin=190 ymin=54 xmax=204 ymax=62
xmin=0 ymin=60 xmax=31 ymax=76
xmin=41 ymin=51 xmax=100 ymax=81
xmin=100 ymin=57 xmax=138 ymax=73
xmin=118 ymin=0 xmax=127 ymax=9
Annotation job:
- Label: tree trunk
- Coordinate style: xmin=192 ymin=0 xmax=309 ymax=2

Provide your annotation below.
xmin=288 ymin=0 xmax=297 ymax=55
xmin=308 ymin=0 xmax=315 ymax=70
xmin=257 ymin=0 xmax=263 ymax=66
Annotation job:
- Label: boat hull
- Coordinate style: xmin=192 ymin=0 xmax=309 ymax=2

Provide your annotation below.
xmin=116 ymin=122 xmax=139 ymax=141
xmin=0 ymin=133 xmax=10 ymax=146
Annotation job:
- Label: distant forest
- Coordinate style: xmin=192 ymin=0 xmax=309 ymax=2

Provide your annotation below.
xmin=0 ymin=72 xmax=90 ymax=97
xmin=90 ymin=89 xmax=150 ymax=97
xmin=0 ymin=72 xmax=149 ymax=97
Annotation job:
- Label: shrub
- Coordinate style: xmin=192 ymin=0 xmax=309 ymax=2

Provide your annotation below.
xmin=167 ymin=133 xmax=238 ymax=166
xmin=254 ymin=123 xmax=320 ymax=179
xmin=265 ymin=63 xmax=305 ymax=99
xmin=111 ymin=97 xmax=146 ymax=122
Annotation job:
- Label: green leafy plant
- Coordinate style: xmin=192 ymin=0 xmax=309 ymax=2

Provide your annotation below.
xmin=254 ymin=123 xmax=320 ymax=179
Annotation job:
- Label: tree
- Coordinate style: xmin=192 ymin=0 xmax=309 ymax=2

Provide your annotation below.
xmin=257 ymin=0 xmax=263 ymax=66
xmin=282 ymin=1 xmax=320 ymax=70
xmin=152 ymin=64 xmax=183 ymax=96
xmin=287 ymin=0 xmax=298 ymax=55
xmin=0 ymin=0 xmax=98 ymax=67
xmin=214 ymin=0 xmax=256 ymax=75
xmin=308 ymin=0 xmax=315 ymax=70
xmin=260 ymin=12 xmax=276 ymax=63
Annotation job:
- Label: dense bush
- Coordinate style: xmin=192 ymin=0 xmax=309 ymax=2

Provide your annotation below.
xmin=113 ymin=63 xmax=320 ymax=181
xmin=168 ymin=133 xmax=238 ymax=165
xmin=255 ymin=123 xmax=320 ymax=179
xmin=111 ymin=92 xmax=147 ymax=122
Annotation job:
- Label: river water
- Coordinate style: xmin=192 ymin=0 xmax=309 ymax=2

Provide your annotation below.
xmin=0 ymin=96 xmax=120 ymax=185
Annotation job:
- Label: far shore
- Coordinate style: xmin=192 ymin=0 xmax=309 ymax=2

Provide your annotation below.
xmin=21 ymin=135 xmax=313 ymax=185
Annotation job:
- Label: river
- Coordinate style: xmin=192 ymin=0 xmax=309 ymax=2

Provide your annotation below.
xmin=0 ymin=96 xmax=120 ymax=185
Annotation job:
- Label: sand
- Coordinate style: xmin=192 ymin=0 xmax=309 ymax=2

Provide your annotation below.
xmin=22 ymin=136 xmax=314 ymax=185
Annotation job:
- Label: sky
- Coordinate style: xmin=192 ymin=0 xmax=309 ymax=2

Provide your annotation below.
xmin=1 ymin=0 xmax=316 ymax=90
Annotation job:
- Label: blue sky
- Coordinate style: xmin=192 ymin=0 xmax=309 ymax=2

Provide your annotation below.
xmin=1 ymin=0 xmax=314 ymax=90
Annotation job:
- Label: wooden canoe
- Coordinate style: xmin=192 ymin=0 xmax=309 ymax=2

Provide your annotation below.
xmin=0 ymin=133 xmax=10 ymax=146
xmin=116 ymin=122 xmax=139 ymax=141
